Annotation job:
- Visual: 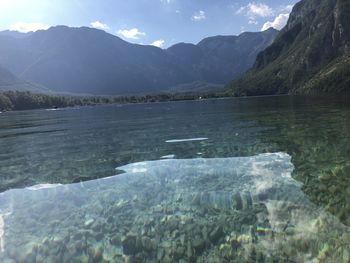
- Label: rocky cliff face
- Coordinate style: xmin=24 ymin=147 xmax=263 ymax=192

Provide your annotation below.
xmin=227 ymin=0 xmax=350 ymax=96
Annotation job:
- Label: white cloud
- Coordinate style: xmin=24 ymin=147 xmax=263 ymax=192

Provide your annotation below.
xmin=261 ymin=4 xmax=294 ymax=31
xmin=151 ymin=39 xmax=165 ymax=48
xmin=249 ymin=20 xmax=259 ymax=25
xmin=192 ymin=10 xmax=206 ymax=21
xmin=261 ymin=13 xmax=290 ymax=31
xmin=90 ymin=21 xmax=109 ymax=30
xmin=160 ymin=0 xmax=173 ymax=3
xmin=10 ymin=22 xmax=50 ymax=33
xmin=117 ymin=28 xmax=146 ymax=40
xmin=237 ymin=2 xmax=274 ymax=18
xmin=236 ymin=2 xmax=294 ymax=29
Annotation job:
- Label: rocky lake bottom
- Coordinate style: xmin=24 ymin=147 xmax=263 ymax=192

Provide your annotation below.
xmin=0 ymin=153 xmax=349 ymax=262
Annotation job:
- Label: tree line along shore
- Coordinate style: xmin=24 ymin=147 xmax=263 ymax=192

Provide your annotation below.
xmin=0 ymin=90 xmax=229 ymax=112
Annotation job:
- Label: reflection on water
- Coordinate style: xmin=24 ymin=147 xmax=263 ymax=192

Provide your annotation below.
xmin=165 ymin=138 xmax=209 ymax=143
xmin=0 ymin=153 xmax=349 ymax=262
xmin=249 ymin=96 xmax=350 ymax=227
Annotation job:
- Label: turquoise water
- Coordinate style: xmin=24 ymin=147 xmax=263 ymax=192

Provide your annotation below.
xmin=0 ymin=95 xmax=349 ymax=262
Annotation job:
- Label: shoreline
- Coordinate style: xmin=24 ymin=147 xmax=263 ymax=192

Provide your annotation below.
xmin=1 ymin=90 xmax=348 ymax=113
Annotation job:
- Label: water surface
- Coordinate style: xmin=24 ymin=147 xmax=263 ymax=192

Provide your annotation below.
xmin=0 ymin=95 xmax=349 ymax=262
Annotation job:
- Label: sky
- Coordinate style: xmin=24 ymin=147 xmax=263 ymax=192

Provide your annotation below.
xmin=0 ymin=0 xmax=298 ymax=48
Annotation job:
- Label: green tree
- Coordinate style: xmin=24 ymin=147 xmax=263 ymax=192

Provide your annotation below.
xmin=0 ymin=94 xmax=13 ymax=111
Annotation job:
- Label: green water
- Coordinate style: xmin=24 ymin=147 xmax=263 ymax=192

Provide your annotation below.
xmin=0 ymin=95 xmax=349 ymax=262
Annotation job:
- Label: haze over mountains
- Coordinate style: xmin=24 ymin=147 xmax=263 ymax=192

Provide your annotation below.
xmin=227 ymin=0 xmax=350 ymax=95
xmin=0 ymin=65 xmax=17 ymax=86
xmin=0 ymin=26 xmax=277 ymax=95
xmin=0 ymin=64 xmax=44 ymax=92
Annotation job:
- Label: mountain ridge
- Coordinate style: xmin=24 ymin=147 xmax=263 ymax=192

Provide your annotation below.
xmin=0 ymin=26 xmax=278 ymax=95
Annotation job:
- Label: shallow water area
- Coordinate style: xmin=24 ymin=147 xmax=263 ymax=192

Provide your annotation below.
xmin=0 ymin=153 xmax=349 ymax=262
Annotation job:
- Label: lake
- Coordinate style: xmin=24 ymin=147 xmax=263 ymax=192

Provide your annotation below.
xmin=0 ymin=95 xmax=349 ymax=262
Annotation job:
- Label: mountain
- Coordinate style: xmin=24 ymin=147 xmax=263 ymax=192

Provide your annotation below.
xmin=0 ymin=30 xmax=31 ymax=38
xmin=0 ymin=26 xmax=277 ymax=95
xmin=0 ymin=64 xmax=48 ymax=93
xmin=0 ymin=65 xmax=17 ymax=86
xmin=166 ymin=28 xmax=278 ymax=86
xmin=226 ymin=0 xmax=350 ymax=96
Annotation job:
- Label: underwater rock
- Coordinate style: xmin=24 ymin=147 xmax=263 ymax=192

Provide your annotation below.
xmin=343 ymin=249 xmax=350 ymax=263
xmin=140 ymin=236 xmax=155 ymax=252
xmin=156 ymin=248 xmax=164 ymax=261
xmin=84 ymin=219 xmax=95 ymax=228
xmin=187 ymin=241 xmax=193 ymax=258
xmin=89 ymin=245 xmax=103 ymax=262
xmin=189 ymin=191 xmax=259 ymax=211
xmin=124 ymin=255 xmax=141 ymax=263
xmin=192 ymin=239 xmax=206 ymax=255
xmin=122 ymin=235 xmax=140 ymax=255
xmin=174 ymin=245 xmax=185 ymax=258
xmin=162 ymin=254 xmax=172 ymax=263
xmin=209 ymin=226 xmax=224 ymax=244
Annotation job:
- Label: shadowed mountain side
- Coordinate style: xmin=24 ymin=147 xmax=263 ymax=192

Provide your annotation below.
xmin=0 ymin=65 xmax=45 ymax=93
xmin=166 ymin=28 xmax=278 ymax=85
xmin=0 ymin=66 xmax=17 ymax=86
xmin=0 ymin=26 xmax=278 ymax=95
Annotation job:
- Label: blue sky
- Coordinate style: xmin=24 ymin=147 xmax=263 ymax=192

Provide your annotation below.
xmin=0 ymin=0 xmax=298 ymax=48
